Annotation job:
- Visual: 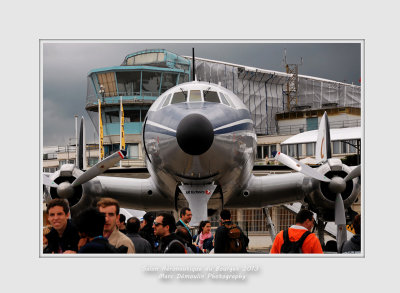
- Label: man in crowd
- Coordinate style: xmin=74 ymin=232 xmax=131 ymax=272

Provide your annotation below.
xmin=176 ymin=207 xmax=193 ymax=237
xmin=214 ymin=209 xmax=249 ymax=253
xmin=139 ymin=212 xmax=157 ymax=252
xmin=117 ymin=214 xmax=127 ymax=234
xmin=270 ymin=209 xmax=323 ymax=254
xmin=153 ymin=213 xmax=186 ymax=253
xmin=44 ymin=199 xmax=80 ymax=254
xmin=75 ymin=208 xmax=120 ymax=253
xmin=97 ymin=197 xmax=135 ymax=253
xmin=126 ymin=217 xmax=152 ymax=253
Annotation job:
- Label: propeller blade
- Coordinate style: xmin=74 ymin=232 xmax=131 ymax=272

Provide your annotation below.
xmin=43 ymin=174 xmax=58 ymax=187
xmin=315 ymin=112 xmax=332 ymax=163
xmin=71 ymin=150 xmax=126 ymax=187
xmin=275 ymin=152 xmax=331 ymax=182
xmin=78 ymin=117 xmax=84 ymax=170
xmin=335 ymin=193 xmax=347 ymax=251
xmin=344 ymin=165 xmax=361 ymax=182
xmin=334 ymin=193 xmax=346 ymax=225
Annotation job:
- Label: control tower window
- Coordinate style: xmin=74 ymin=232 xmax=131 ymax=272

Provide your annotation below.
xmin=171 ymin=91 xmax=187 ymax=104
xmin=189 ymin=90 xmax=202 ymax=102
xmin=105 ymin=111 xmax=119 ymax=123
xmin=125 ymin=110 xmax=141 ymax=122
xmin=116 ymin=72 xmax=141 ymax=96
xmin=178 ymin=73 xmax=189 ymax=84
xmin=142 ymin=72 xmax=161 ymax=96
xmin=204 ymin=90 xmax=220 ymax=103
xmin=126 ymin=52 xmax=165 ymax=66
xmin=97 ymin=72 xmax=117 ymax=97
xmin=161 ymin=73 xmax=178 ymax=94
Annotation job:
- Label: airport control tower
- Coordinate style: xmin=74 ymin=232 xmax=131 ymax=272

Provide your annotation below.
xmin=85 ymin=49 xmax=191 ymax=166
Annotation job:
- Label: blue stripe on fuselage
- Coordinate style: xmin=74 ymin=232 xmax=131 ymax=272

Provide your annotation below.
xmin=213 ymin=122 xmax=254 ymax=134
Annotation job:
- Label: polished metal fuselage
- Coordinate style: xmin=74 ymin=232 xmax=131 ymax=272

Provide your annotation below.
xmin=143 ymin=100 xmax=257 ymax=206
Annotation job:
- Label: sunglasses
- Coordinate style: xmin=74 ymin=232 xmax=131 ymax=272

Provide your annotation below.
xmin=153 ymin=221 xmax=163 ymax=227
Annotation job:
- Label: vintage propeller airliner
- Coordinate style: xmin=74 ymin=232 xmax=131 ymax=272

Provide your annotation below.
xmin=43 ymin=80 xmax=361 ymax=250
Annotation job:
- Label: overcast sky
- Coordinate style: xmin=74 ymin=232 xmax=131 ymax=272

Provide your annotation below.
xmin=42 ymin=42 xmax=361 ymax=146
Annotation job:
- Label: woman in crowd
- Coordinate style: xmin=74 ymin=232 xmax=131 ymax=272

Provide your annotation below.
xmin=195 ymin=220 xmax=214 ymax=253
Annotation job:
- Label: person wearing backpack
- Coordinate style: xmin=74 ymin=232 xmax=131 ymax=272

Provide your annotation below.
xmin=270 ymin=209 xmax=323 ymax=254
xmin=214 ymin=209 xmax=249 ymax=253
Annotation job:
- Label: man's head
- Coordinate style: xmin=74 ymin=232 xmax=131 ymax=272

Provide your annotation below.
xmin=141 ymin=212 xmax=154 ymax=229
xmin=47 ymin=199 xmax=70 ymax=235
xmin=97 ymin=198 xmax=120 ymax=234
xmin=179 ymin=207 xmax=192 ymax=224
xmin=118 ymin=214 xmax=126 ymax=229
xmin=175 ymin=226 xmax=191 ymax=244
xmin=153 ymin=213 xmax=176 ymax=238
xmin=220 ymin=209 xmax=231 ymax=222
xmin=126 ymin=217 xmax=141 ymax=234
xmin=295 ymin=209 xmax=315 ymax=231
xmin=75 ymin=208 xmax=105 ymax=238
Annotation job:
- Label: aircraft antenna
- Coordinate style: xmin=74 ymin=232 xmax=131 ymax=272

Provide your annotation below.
xmin=192 ymin=48 xmax=196 ymax=81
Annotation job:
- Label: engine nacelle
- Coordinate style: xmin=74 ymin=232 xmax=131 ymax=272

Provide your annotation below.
xmin=305 ymin=158 xmax=361 ymax=222
xmin=46 ymin=164 xmax=91 ymax=216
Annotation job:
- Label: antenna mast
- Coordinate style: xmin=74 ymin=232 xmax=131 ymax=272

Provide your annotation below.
xmin=192 ymin=48 xmax=196 ymax=81
xmin=282 ymin=49 xmax=302 ymax=112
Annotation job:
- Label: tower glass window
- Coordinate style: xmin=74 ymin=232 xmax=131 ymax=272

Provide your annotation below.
xmin=97 ymin=72 xmax=117 ymax=97
xmin=161 ymin=73 xmax=178 ymax=94
xmin=142 ymin=71 xmax=161 ymax=96
xmin=116 ymin=71 xmax=141 ymax=96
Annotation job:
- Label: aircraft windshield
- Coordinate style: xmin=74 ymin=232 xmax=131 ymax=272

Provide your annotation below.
xmin=159 ymin=88 xmax=239 ymax=108
xmin=219 ymin=92 xmax=232 ymax=107
xmin=189 ymin=90 xmax=202 ymax=102
xmin=204 ymin=90 xmax=220 ymax=103
xmin=162 ymin=93 xmax=172 ymax=107
xmin=171 ymin=91 xmax=187 ymax=104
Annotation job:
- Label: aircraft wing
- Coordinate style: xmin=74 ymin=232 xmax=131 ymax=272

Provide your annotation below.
xmin=225 ymin=172 xmax=307 ymax=208
xmin=87 ymin=176 xmax=175 ymax=211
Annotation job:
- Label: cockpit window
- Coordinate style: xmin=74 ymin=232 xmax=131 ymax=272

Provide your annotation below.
xmin=171 ymin=91 xmax=187 ymax=104
xmin=189 ymin=90 xmax=202 ymax=102
xmin=219 ymin=92 xmax=231 ymax=107
xmin=203 ymin=90 xmax=220 ymax=103
xmin=162 ymin=93 xmax=172 ymax=107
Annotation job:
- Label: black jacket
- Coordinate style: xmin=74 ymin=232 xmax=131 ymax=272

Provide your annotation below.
xmin=340 ymin=234 xmax=361 ymax=253
xmin=157 ymin=233 xmax=186 ymax=253
xmin=44 ymin=220 xmax=80 ymax=253
xmin=214 ymin=221 xmax=249 ymax=253
xmin=139 ymin=224 xmax=157 ymax=252
xmin=79 ymin=237 xmax=120 ymax=253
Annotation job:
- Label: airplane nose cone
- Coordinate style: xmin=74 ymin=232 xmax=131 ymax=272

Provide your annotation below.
xmin=176 ymin=113 xmax=214 ymax=155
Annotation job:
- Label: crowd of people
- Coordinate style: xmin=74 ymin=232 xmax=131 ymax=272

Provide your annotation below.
xmin=43 ymin=198 xmax=361 ymax=254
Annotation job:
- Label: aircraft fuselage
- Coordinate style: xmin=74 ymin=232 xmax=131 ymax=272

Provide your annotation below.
xmin=142 ymin=82 xmax=257 ymax=207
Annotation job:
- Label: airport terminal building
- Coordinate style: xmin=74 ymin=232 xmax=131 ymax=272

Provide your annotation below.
xmin=43 ymin=49 xmax=361 ymax=249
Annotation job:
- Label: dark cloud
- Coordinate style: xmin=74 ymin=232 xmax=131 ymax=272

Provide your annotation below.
xmin=42 ymin=42 xmax=361 ymax=146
